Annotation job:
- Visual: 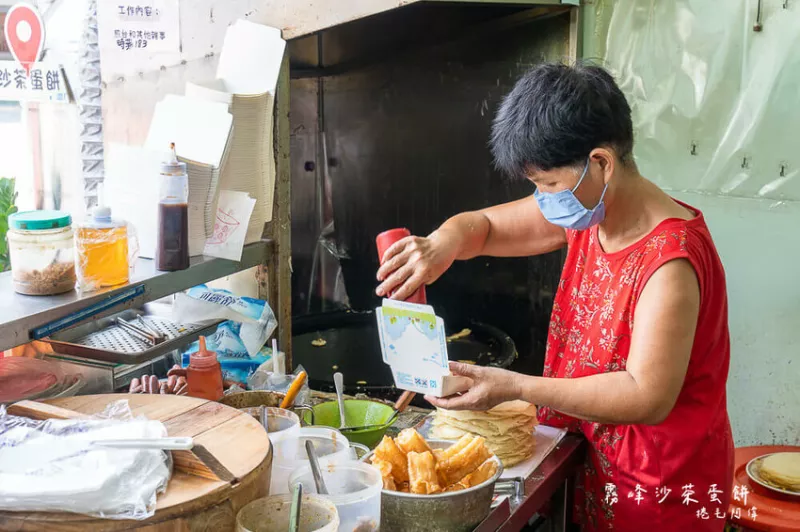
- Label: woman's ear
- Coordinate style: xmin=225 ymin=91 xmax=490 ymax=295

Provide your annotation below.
xmin=590 ymin=148 xmax=616 ymax=183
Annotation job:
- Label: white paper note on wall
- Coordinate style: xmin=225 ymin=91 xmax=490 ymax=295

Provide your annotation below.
xmin=97 ymin=0 xmax=181 ymax=81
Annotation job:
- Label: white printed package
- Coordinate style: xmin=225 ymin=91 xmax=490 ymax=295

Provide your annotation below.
xmin=172 ymin=284 xmax=277 ymax=356
xmin=375 ymin=299 xmax=471 ymax=397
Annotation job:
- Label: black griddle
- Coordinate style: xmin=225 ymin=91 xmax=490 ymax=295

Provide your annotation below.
xmin=292 ymin=310 xmax=517 ymax=405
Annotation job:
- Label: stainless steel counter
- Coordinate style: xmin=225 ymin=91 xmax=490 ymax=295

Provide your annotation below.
xmin=0 ymin=240 xmax=273 ymax=352
xmin=477 ymin=434 xmax=586 ymax=532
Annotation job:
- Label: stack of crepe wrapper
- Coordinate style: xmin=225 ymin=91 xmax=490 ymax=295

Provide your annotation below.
xmin=760 ymin=453 xmax=800 ymax=491
xmin=432 ymin=400 xmax=538 ymax=467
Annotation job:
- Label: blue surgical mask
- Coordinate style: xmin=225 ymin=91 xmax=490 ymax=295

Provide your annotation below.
xmin=533 ymin=158 xmax=608 ymax=230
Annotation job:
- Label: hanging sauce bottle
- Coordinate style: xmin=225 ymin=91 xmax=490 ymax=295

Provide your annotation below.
xmin=156 ymin=143 xmax=190 ymax=271
xmin=185 ymin=336 xmax=224 ymax=401
xmin=75 ymin=199 xmax=129 ymax=291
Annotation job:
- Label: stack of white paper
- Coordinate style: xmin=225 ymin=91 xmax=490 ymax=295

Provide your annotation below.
xmin=186 ymin=20 xmax=286 ymax=244
xmin=145 ymin=95 xmax=233 ymax=256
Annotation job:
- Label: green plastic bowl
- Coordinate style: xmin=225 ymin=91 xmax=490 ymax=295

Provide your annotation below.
xmin=307 ymin=400 xmax=395 ymax=448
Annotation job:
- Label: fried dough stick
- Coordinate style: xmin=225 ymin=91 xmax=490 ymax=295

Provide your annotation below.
xmin=436 ymin=436 xmax=492 ymax=487
xmin=437 ymin=433 xmax=475 ymax=461
xmin=458 ymin=459 xmax=498 ymax=488
xmin=408 ymin=451 xmax=442 ymax=494
xmin=395 ymin=428 xmax=433 ymax=455
xmin=374 ymin=435 xmax=409 ymax=482
xmin=372 ymin=458 xmax=397 ymax=490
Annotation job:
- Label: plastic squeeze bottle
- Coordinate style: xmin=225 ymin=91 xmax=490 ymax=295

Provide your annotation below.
xmin=186 ymin=336 xmax=224 ymax=401
xmin=376 ymin=228 xmax=427 ymax=304
xmin=156 ymin=143 xmax=190 ymax=271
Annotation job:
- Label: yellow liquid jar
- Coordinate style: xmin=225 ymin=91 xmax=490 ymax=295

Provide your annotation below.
xmin=74 ymin=206 xmax=129 ymax=291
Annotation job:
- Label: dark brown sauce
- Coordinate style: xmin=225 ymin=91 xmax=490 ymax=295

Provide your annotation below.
xmin=156 ymin=202 xmax=189 ymax=271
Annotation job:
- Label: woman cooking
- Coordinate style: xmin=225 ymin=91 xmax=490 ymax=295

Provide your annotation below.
xmin=375 ymin=63 xmax=734 ymax=531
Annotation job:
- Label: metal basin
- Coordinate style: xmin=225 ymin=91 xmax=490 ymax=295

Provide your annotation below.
xmin=365 ymin=439 xmax=503 ymax=532
xmin=219 ymin=390 xmax=285 ymax=410
xmin=218 ymin=390 xmax=315 ymax=424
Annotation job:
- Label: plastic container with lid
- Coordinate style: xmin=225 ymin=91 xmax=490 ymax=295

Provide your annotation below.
xmin=263 ymin=407 xmax=301 ymax=443
xmin=289 ymin=461 xmax=382 ymax=532
xmin=262 ymin=407 xmax=302 ymax=494
xmin=7 ymin=210 xmax=76 ymax=296
xmin=270 ymin=427 xmax=367 ymax=495
xmin=74 ymin=203 xmax=130 ymax=291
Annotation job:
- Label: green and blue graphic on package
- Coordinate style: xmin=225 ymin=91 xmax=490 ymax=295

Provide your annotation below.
xmin=375 ymin=299 xmax=469 ymax=397
xmin=181 ymin=321 xmax=275 ymax=385
xmin=173 ymin=284 xmax=277 ymax=357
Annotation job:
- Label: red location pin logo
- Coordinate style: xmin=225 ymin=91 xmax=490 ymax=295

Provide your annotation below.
xmin=4 ymin=3 xmax=45 ymax=76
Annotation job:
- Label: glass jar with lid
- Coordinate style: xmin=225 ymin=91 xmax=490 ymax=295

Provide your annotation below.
xmin=7 ymin=210 xmax=76 ymax=296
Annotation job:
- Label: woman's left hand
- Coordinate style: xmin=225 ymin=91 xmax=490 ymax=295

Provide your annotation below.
xmin=424 ymin=362 xmax=521 ymax=411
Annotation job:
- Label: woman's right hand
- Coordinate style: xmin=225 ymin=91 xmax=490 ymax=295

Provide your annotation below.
xmin=375 ymin=231 xmax=460 ymax=300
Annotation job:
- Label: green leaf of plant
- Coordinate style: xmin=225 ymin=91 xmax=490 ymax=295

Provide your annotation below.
xmin=0 ymin=177 xmax=17 ymax=272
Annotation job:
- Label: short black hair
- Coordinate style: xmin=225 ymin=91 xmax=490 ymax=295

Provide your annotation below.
xmin=490 ymin=62 xmax=634 ymax=177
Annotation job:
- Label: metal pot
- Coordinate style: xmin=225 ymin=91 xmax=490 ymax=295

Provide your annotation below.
xmin=364 ymin=439 xmax=503 ymax=532
xmin=218 ymin=390 xmax=315 ymax=424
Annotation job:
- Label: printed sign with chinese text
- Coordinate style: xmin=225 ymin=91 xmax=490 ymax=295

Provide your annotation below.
xmin=0 ymin=60 xmax=67 ymax=102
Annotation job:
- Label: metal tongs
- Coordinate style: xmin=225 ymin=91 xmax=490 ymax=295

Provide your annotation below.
xmin=116 ymin=316 xmax=166 ymax=346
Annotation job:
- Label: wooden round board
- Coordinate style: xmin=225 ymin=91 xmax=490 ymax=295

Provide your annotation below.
xmin=0 ymin=394 xmax=272 ymax=531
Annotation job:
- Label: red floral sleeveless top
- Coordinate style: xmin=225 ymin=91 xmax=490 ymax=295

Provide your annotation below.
xmin=537 ymin=201 xmax=734 ymax=531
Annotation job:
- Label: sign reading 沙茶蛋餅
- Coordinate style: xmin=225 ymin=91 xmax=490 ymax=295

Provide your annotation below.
xmin=97 ymin=1 xmax=181 ymax=81
xmin=0 ymin=60 xmax=68 ymax=102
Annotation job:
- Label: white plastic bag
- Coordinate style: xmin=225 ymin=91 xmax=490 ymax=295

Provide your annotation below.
xmin=172 ymin=284 xmax=277 ymax=356
xmin=0 ymin=400 xmax=170 ymax=520
xmin=247 ymin=363 xmax=311 ymax=406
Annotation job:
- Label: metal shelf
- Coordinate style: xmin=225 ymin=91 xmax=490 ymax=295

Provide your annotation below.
xmin=0 ymin=240 xmax=273 ymax=352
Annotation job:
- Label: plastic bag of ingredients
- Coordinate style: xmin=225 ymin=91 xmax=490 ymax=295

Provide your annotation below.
xmin=172 ymin=284 xmax=277 ymax=356
xmin=248 ymin=361 xmax=311 ymax=406
xmin=180 ymin=321 xmax=275 ymax=386
xmin=0 ymin=400 xmax=170 ymax=520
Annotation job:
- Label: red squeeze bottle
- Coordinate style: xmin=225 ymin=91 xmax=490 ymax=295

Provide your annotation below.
xmin=376 ymin=228 xmax=427 ymax=305
xmin=186 ymin=336 xmax=224 ymax=401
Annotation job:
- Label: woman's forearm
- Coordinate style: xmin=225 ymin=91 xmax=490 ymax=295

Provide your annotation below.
xmin=431 ymin=197 xmax=567 ymax=260
xmin=515 ymin=372 xmax=670 ymax=425
xmin=429 ymin=211 xmax=492 ymax=261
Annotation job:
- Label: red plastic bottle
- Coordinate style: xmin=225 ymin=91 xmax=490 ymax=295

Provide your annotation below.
xmin=186 ymin=336 xmax=224 ymax=401
xmin=376 ymin=228 xmax=427 ymax=305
